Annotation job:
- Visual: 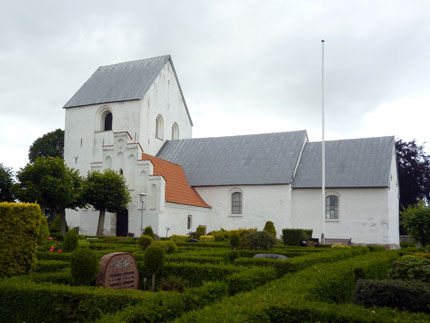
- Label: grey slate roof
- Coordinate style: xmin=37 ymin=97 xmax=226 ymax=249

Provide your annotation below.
xmin=63 ymin=55 xmax=193 ymax=125
xmin=157 ymin=131 xmax=308 ymax=186
xmin=292 ymin=136 xmax=395 ymax=188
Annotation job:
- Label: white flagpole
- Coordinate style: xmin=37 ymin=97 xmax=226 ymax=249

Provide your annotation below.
xmin=321 ymin=39 xmax=326 ymax=245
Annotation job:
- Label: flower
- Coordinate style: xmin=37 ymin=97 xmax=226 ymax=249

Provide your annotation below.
xmin=49 ymin=249 xmax=54 ymax=253
xmin=49 ymin=237 xmax=54 ymax=240
xmin=58 ymin=249 xmax=62 ymax=253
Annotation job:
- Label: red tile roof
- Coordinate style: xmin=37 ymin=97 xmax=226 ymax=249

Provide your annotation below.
xmin=141 ymin=153 xmax=211 ymax=209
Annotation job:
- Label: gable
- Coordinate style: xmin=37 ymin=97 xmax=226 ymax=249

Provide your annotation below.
xmin=292 ymin=136 xmax=395 ymax=188
xmin=157 ymin=131 xmax=308 ymax=186
xmin=63 ymin=55 xmax=193 ymax=126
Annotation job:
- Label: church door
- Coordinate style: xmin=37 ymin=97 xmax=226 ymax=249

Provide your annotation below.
xmin=116 ymin=210 xmax=128 ymax=236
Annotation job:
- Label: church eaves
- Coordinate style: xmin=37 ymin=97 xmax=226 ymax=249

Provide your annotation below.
xmin=63 ymin=55 xmax=193 ymax=125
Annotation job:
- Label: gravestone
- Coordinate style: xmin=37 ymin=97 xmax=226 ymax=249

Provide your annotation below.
xmin=96 ymin=252 xmax=139 ymax=290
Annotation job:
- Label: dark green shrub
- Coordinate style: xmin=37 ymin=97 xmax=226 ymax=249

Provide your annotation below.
xmin=70 ymin=248 xmax=99 ymax=285
xmin=138 ymin=234 xmax=153 ymax=250
xmin=152 ymin=240 xmax=177 ymax=254
xmin=225 ymin=250 xmax=240 ymax=264
xmin=230 ymin=233 xmax=240 ymax=250
xmin=282 ymin=228 xmax=312 ymax=246
xmin=37 ymin=215 xmax=50 ymax=244
xmin=77 ymin=239 xmax=90 ymax=248
xmin=63 ymin=229 xmax=79 ymax=252
xmin=368 ymin=245 xmax=386 ymax=252
xmin=50 ymin=213 xmax=61 ymax=232
xmin=144 ymin=245 xmax=165 ymax=291
xmin=143 ymin=226 xmax=154 ymax=238
xmin=0 ymin=202 xmax=41 ymax=277
xmin=354 ymin=279 xmax=430 ymax=313
xmin=161 ymin=275 xmax=190 ymax=292
xmin=401 ymin=200 xmax=430 ymax=250
xmin=389 ymin=255 xmax=430 ymax=282
xmin=245 ymin=231 xmax=276 ymax=250
xmin=263 ymin=221 xmax=277 ymax=237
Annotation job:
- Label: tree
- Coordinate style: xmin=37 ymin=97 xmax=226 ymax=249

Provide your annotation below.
xmin=14 ymin=157 xmax=84 ymax=234
xmin=401 ymin=201 xmax=430 ymax=251
xmin=144 ymin=245 xmax=164 ymax=292
xmin=29 ymin=129 xmax=64 ymax=163
xmin=83 ymin=169 xmax=130 ymax=236
xmin=0 ymin=163 xmax=14 ymax=202
xmin=396 ymin=139 xmax=430 ymax=209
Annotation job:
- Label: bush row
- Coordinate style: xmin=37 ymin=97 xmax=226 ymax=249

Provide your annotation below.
xmin=354 ymin=279 xmax=430 ymax=313
xmin=35 ymin=259 xmax=70 ymax=273
xmin=173 ymin=251 xmax=430 ymax=322
xmin=234 ymin=247 xmax=368 ymax=277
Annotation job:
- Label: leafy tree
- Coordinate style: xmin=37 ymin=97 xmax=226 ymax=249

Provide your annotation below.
xmin=263 ymin=220 xmax=277 ymax=237
xmin=144 ymin=245 xmax=164 ymax=292
xmin=401 ymin=201 xmax=430 ymax=251
xmin=0 ymin=163 xmax=14 ymax=202
xmin=396 ymin=139 xmax=430 ymax=209
xmin=83 ymin=169 xmax=130 ymax=236
xmin=14 ymin=157 xmax=84 ymax=234
xmin=29 ymin=129 xmax=64 ymax=163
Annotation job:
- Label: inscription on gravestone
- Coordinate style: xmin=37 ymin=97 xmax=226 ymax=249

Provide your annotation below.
xmin=96 ymin=252 xmax=139 ymax=290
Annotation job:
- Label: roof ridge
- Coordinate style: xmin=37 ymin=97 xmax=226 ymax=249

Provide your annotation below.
xmin=97 ymin=55 xmax=170 ymax=69
xmin=164 ymin=130 xmax=307 ymax=142
xmin=308 ymin=135 xmax=394 ymax=144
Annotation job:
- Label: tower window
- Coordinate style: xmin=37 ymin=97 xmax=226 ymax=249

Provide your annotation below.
xmin=172 ymin=122 xmax=179 ymax=140
xmin=104 ymin=112 xmax=113 ymax=131
xmin=156 ymin=115 xmax=164 ymax=139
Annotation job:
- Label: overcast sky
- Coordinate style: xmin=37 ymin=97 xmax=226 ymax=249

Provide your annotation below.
xmin=1 ymin=0 xmax=429 ymax=172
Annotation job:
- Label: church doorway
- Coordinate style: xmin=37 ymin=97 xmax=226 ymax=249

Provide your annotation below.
xmin=116 ymin=210 xmax=128 ymax=236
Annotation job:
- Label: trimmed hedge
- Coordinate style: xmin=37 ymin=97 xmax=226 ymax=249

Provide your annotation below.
xmin=199 ymin=235 xmax=215 ymax=243
xmin=0 ymin=202 xmax=42 ymax=277
xmin=36 ymin=259 xmax=70 ymax=273
xmin=282 ymin=228 xmax=312 ymax=246
xmin=354 ymin=279 xmax=430 ymax=313
xmin=234 ymin=248 xmax=368 ymax=277
xmin=226 ymin=267 xmax=277 ymax=295
xmin=95 ymin=281 xmax=229 ymax=322
xmin=173 ymin=251 xmax=428 ymax=323
xmin=0 ymin=278 xmax=154 ymax=322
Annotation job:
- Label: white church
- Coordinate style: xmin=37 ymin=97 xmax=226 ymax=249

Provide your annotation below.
xmin=64 ymin=55 xmax=399 ymax=248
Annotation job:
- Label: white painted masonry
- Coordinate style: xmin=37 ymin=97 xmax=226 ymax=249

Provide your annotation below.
xmin=64 ymin=56 xmax=400 ymax=248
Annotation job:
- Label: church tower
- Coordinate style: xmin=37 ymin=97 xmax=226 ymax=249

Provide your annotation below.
xmin=63 ymin=55 xmax=193 ymax=235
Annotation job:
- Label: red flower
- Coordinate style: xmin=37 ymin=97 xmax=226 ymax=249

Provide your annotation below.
xmin=58 ymin=249 xmax=62 ymax=253
xmin=49 ymin=249 xmax=53 ymax=253
xmin=49 ymin=237 xmax=54 ymax=240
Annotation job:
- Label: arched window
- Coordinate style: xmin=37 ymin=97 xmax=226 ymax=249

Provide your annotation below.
xmin=326 ymin=195 xmax=339 ymax=219
xmin=231 ymin=192 xmax=242 ymax=214
xmin=155 ymin=115 xmax=164 ymax=139
xmin=104 ymin=112 xmax=113 ymax=131
xmin=171 ymin=122 xmax=179 ymax=140
xmin=187 ymin=215 xmax=192 ymax=230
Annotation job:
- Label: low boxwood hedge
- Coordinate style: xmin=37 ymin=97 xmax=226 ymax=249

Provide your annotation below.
xmin=173 ymin=251 xmax=428 ymax=322
xmin=35 ymin=259 xmax=70 ymax=273
xmin=354 ymin=279 xmax=430 ymax=313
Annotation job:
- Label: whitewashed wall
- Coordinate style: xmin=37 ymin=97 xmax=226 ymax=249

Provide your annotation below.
xmin=292 ymin=187 xmax=399 ymax=247
xmin=195 ymin=185 xmax=292 ymax=237
xmin=138 ymin=61 xmax=192 ymax=156
xmin=158 ymin=203 xmax=212 ymax=237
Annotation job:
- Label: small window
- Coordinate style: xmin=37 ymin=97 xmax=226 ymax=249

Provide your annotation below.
xmin=231 ymin=192 xmax=242 ymax=214
xmin=187 ymin=215 xmax=192 ymax=230
xmin=172 ymin=122 xmax=179 ymax=140
xmin=156 ymin=115 xmax=164 ymax=139
xmin=326 ymin=195 xmax=339 ymax=219
xmin=104 ymin=112 xmax=113 ymax=131
xmin=119 ymin=168 xmax=123 ymax=175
